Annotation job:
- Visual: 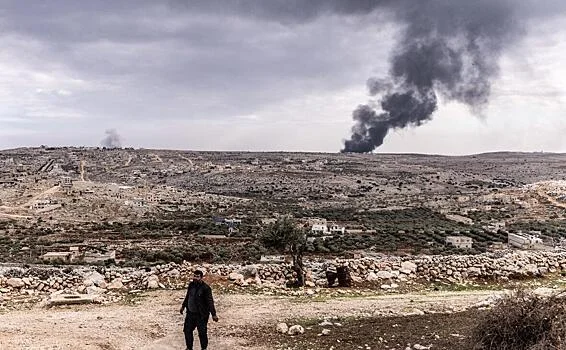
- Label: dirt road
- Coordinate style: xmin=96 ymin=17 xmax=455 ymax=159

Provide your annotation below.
xmin=0 ymin=289 xmax=502 ymax=350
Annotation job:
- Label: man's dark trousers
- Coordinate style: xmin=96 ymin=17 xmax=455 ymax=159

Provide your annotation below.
xmin=184 ymin=311 xmax=208 ymax=350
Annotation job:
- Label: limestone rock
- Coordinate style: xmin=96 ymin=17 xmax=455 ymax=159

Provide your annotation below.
xmin=6 ymin=278 xmax=24 ymax=288
xmin=401 ymin=261 xmax=417 ymax=273
xmin=276 ymin=322 xmax=289 ymax=334
xmin=85 ymin=271 xmax=105 ymax=286
xmin=86 ymin=286 xmax=105 ymax=295
xmin=228 ymin=272 xmax=244 ymax=281
xmin=107 ymin=279 xmax=124 ymax=290
xmin=147 ymin=275 xmax=159 ymax=289
xmin=376 ymin=271 xmax=394 ymax=279
xmin=83 ymin=279 xmax=94 ymax=287
xmin=167 ymin=269 xmax=180 ymax=278
xmin=239 ymin=266 xmax=258 ymax=278
xmin=288 ymin=325 xmax=305 ymax=335
xmin=366 ymin=272 xmax=379 ymax=282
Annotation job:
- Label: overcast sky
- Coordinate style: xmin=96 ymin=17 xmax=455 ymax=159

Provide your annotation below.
xmin=0 ymin=0 xmax=565 ymax=154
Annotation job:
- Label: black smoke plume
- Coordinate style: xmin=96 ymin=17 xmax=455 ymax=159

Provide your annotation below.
xmin=101 ymin=129 xmax=122 ymax=148
xmin=342 ymin=0 xmax=521 ymax=153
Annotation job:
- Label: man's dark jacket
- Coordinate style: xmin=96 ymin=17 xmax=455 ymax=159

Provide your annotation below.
xmin=181 ymin=281 xmax=217 ymax=319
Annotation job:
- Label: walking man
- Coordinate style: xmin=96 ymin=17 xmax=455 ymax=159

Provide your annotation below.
xmin=180 ymin=270 xmax=219 ymax=350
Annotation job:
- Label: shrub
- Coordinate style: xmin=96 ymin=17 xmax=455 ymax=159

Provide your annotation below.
xmin=471 ymin=290 xmax=566 ymax=349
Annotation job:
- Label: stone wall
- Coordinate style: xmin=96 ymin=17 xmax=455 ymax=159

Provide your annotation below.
xmin=1 ymin=250 xmax=565 ymax=303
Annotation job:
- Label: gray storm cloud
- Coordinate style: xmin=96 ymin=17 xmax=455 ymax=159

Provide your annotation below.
xmin=176 ymin=0 xmax=562 ymax=153
xmin=1 ymin=0 xmax=564 ymax=151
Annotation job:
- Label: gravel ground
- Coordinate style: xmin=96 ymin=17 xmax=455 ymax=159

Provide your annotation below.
xmin=0 ymin=289 xmax=503 ymax=350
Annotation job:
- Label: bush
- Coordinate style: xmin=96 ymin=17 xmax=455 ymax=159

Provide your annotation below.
xmin=471 ymin=290 xmax=566 ymax=349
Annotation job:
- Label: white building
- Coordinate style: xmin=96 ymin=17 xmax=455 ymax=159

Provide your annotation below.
xmin=446 ymin=236 xmax=473 ymax=249
xmin=29 ymin=199 xmax=52 ymax=210
xmin=329 ymin=225 xmax=345 ymax=235
xmin=311 ymin=223 xmax=328 ymax=234
xmin=61 ymin=176 xmax=72 ymax=188
xmin=41 ymin=247 xmax=81 ymax=263
xmin=311 ymin=222 xmax=345 ymax=236
xmin=225 ymin=218 xmax=242 ymax=226
xmin=508 ymin=232 xmax=543 ymax=249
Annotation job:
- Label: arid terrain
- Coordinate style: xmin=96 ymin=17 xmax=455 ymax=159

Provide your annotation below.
xmin=2 ymin=148 xmax=566 ymax=349
xmin=0 ymin=286 xmax=505 ymax=350
xmin=2 ymin=148 xmax=566 ymax=264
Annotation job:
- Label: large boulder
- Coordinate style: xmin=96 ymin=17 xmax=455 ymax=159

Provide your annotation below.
xmin=288 ymin=325 xmax=305 ymax=335
xmin=467 ymin=267 xmax=482 ymax=277
xmin=520 ymin=264 xmax=540 ymax=276
xmin=86 ymin=286 xmax=105 ymax=295
xmin=376 ymin=271 xmax=394 ymax=279
xmin=147 ymin=275 xmax=160 ymax=289
xmin=239 ymin=266 xmax=258 ymax=279
xmin=83 ymin=279 xmax=94 ymax=287
xmin=366 ymin=272 xmax=379 ymax=282
xmin=400 ymin=261 xmax=417 ymax=274
xmin=107 ymin=279 xmax=124 ymax=290
xmin=228 ymin=272 xmax=245 ymax=281
xmin=167 ymin=269 xmax=181 ymax=278
xmin=84 ymin=271 xmax=105 ymax=287
xmin=276 ymin=323 xmax=289 ymax=334
xmin=6 ymin=278 xmax=25 ymax=288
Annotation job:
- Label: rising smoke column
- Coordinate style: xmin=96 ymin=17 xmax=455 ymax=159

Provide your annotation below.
xmin=101 ymin=129 xmax=122 ymax=148
xmin=342 ymin=0 xmax=521 ymax=153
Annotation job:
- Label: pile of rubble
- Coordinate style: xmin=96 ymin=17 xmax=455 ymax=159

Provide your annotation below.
xmin=1 ymin=250 xmax=566 ymax=305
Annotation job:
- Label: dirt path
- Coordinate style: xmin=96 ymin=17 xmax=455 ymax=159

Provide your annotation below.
xmin=19 ymin=185 xmax=60 ymax=208
xmin=537 ymin=189 xmax=566 ymax=209
xmin=0 ymin=212 xmax=31 ymax=219
xmin=0 ymin=289 xmax=502 ymax=350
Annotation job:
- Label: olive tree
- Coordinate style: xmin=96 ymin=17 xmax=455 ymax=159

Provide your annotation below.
xmin=260 ymin=217 xmax=307 ymax=287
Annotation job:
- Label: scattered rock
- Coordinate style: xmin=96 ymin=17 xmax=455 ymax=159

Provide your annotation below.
xmin=276 ymin=322 xmax=289 ymax=334
xmin=107 ymin=279 xmax=124 ymax=290
xmin=85 ymin=271 xmax=105 ymax=286
xmin=86 ymin=286 xmax=105 ymax=295
xmin=167 ymin=269 xmax=181 ymax=278
xmin=402 ymin=308 xmax=425 ymax=316
xmin=376 ymin=271 xmax=394 ymax=279
xmin=228 ymin=272 xmax=245 ymax=281
xmin=366 ymin=272 xmax=379 ymax=282
xmin=401 ymin=261 xmax=417 ymax=273
xmin=6 ymin=278 xmax=24 ymax=288
xmin=147 ymin=275 xmax=159 ymax=289
xmin=239 ymin=266 xmax=258 ymax=278
xmin=305 ymin=281 xmax=315 ymax=287
xmin=533 ymin=287 xmax=556 ymax=297
xmin=288 ymin=325 xmax=305 ymax=335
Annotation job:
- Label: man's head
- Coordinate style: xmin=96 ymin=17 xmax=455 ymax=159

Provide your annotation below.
xmin=193 ymin=270 xmax=204 ymax=283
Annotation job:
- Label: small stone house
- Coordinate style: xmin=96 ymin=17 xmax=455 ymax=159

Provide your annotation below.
xmin=445 ymin=236 xmax=473 ymax=249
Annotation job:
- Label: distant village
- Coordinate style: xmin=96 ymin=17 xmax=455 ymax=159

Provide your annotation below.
xmin=3 ymin=147 xmax=566 ymax=265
